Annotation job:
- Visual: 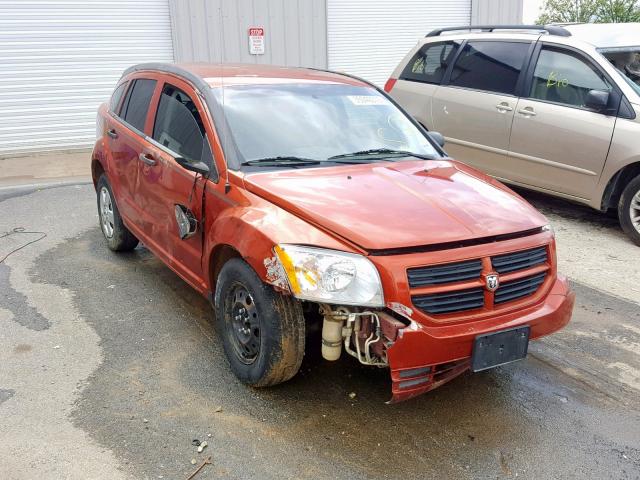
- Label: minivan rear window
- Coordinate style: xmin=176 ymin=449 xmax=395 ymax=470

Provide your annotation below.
xmin=120 ymin=78 xmax=157 ymax=132
xmin=400 ymin=41 xmax=460 ymax=85
xmin=449 ymin=41 xmax=530 ymax=95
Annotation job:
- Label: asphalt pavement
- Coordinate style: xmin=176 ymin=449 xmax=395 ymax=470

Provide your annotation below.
xmin=1 ymin=183 xmax=639 ymax=480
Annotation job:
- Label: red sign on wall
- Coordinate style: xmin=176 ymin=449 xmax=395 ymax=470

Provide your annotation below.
xmin=248 ymin=27 xmax=265 ymax=55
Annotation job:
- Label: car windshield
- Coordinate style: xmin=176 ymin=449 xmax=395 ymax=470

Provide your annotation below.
xmin=601 ymin=48 xmax=640 ymax=95
xmin=210 ymin=83 xmax=440 ymax=169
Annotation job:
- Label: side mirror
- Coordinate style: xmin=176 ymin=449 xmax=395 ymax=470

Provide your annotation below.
xmin=585 ymin=90 xmax=610 ymax=112
xmin=428 ymin=131 xmax=445 ymax=148
xmin=175 ymin=157 xmax=210 ymax=176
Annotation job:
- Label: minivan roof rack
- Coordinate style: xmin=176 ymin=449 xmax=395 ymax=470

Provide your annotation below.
xmin=426 ymin=24 xmax=572 ymax=37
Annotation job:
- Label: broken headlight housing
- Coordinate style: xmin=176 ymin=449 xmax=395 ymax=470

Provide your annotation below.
xmin=274 ymin=244 xmax=384 ymax=307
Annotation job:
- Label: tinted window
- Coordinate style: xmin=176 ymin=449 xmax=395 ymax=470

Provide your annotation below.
xmin=110 ymin=82 xmax=128 ymax=114
xmin=530 ymin=47 xmax=613 ymax=108
xmin=449 ymin=41 xmax=530 ymax=95
xmin=121 ymin=79 xmax=157 ymax=132
xmin=400 ymin=42 xmax=460 ymax=84
xmin=152 ymin=84 xmax=209 ymax=164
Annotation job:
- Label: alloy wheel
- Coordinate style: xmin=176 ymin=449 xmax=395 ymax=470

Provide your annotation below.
xmin=99 ymin=186 xmax=115 ymax=238
xmin=631 ymin=189 xmax=640 ymax=233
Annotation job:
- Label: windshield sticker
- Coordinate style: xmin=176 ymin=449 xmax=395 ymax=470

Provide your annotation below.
xmin=347 ymin=95 xmax=387 ymax=106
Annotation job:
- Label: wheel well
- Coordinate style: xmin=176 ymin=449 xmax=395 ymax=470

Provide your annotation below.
xmin=602 ymin=162 xmax=640 ymax=211
xmin=209 ymin=244 xmax=242 ymax=294
xmin=91 ymin=158 xmax=105 ymax=189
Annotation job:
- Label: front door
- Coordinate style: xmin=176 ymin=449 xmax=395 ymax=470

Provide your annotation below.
xmin=431 ymin=40 xmax=532 ymax=177
xmin=136 ymin=80 xmax=218 ymax=291
xmin=507 ymin=44 xmax=617 ymax=199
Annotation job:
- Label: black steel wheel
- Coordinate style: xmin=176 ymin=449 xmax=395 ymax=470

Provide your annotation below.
xmin=228 ymin=284 xmax=261 ymax=364
xmin=214 ymin=258 xmax=305 ymax=387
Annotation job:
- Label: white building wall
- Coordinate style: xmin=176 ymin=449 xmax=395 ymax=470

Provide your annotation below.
xmin=0 ymin=0 xmax=174 ymax=157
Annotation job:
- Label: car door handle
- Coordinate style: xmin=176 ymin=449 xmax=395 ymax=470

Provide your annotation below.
xmin=518 ymin=107 xmax=537 ymax=117
xmin=138 ymin=152 xmax=157 ymax=166
xmin=495 ymin=103 xmax=513 ymax=113
xmin=107 ymin=128 xmax=118 ymax=139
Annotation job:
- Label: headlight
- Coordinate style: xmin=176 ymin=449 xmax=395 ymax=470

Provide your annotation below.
xmin=274 ymin=244 xmax=384 ymax=307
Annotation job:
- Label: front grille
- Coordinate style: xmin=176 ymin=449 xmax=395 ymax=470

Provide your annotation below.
xmin=495 ymin=272 xmax=546 ymax=304
xmin=491 ymin=247 xmax=547 ymax=274
xmin=407 ymin=259 xmax=482 ymax=287
xmin=412 ymin=287 xmax=484 ymax=314
xmin=407 ymin=244 xmax=551 ymax=317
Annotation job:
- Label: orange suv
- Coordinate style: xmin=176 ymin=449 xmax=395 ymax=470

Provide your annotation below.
xmin=92 ymin=63 xmax=574 ymax=402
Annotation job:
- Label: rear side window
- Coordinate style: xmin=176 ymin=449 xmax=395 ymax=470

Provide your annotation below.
xmin=529 ymin=47 xmax=613 ymax=108
xmin=152 ymin=84 xmax=210 ymax=165
xmin=109 ymin=82 xmax=128 ymax=114
xmin=400 ymin=41 xmax=460 ymax=84
xmin=449 ymin=41 xmax=530 ymax=95
xmin=120 ymin=78 xmax=157 ymax=132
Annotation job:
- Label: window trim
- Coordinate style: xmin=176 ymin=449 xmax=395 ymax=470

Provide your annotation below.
xmin=150 ymin=81 xmax=220 ymax=183
xmin=441 ymin=39 xmax=536 ymax=98
xmin=399 ymin=40 xmax=461 ymax=86
xmin=522 ymin=42 xmax=629 ymax=117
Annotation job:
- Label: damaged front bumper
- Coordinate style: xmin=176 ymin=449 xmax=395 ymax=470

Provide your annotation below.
xmin=384 ymin=275 xmax=575 ymax=403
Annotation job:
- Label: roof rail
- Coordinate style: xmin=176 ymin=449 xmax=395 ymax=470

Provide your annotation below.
xmin=426 ymin=24 xmax=571 ymax=37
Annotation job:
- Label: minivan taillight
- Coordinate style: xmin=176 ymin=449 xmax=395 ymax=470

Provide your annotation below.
xmin=384 ymin=78 xmax=397 ymax=93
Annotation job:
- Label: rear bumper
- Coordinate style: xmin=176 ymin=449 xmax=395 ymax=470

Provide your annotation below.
xmin=386 ymin=275 xmax=575 ymax=403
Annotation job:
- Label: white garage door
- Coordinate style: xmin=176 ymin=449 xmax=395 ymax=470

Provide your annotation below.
xmin=0 ymin=0 xmax=174 ymax=157
xmin=327 ymin=0 xmax=471 ymax=87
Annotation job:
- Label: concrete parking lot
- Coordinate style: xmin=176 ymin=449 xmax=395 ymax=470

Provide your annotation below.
xmin=1 ymin=177 xmax=639 ymax=479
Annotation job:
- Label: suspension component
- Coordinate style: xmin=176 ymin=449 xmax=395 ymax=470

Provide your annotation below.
xmin=319 ymin=306 xmax=388 ymax=366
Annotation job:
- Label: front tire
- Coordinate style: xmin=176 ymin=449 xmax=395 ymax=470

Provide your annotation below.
xmin=96 ymin=174 xmax=139 ymax=252
xmin=214 ymin=258 xmax=305 ymax=387
xmin=618 ymin=175 xmax=640 ymax=246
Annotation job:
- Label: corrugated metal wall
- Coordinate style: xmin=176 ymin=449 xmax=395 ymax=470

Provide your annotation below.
xmin=327 ymin=0 xmax=472 ymax=86
xmin=0 ymin=0 xmax=174 ymax=157
xmin=169 ymin=0 xmax=327 ymax=68
xmin=472 ymin=0 xmax=524 ymax=25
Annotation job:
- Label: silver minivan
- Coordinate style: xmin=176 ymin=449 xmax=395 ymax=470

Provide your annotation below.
xmin=386 ymin=23 xmax=640 ymax=245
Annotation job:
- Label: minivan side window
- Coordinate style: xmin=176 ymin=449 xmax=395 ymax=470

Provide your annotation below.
xmin=152 ymin=84 xmax=212 ymax=168
xmin=529 ymin=47 xmax=613 ymax=109
xmin=120 ymin=79 xmax=157 ymax=132
xmin=449 ymin=41 xmax=531 ymax=95
xmin=400 ymin=42 xmax=460 ymax=84
xmin=109 ymin=82 xmax=128 ymax=114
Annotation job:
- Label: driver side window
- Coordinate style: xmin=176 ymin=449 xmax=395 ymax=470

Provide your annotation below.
xmin=152 ymin=84 xmax=215 ymax=173
xmin=530 ymin=47 xmax=612 ymax=109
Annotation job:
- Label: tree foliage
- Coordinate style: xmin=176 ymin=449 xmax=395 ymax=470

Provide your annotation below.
xmin=536 ymin=0 xmax=640 ymax=24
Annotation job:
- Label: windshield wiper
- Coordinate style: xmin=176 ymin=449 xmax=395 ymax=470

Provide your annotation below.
xmin=329 ymin=148 xmax=436 ymax=161
xmin=241 ymin=156 xmax=321 ymax=167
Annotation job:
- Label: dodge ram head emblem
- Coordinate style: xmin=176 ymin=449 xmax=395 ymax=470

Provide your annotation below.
xmin=486 ymin=274 xmax=500 ymax=292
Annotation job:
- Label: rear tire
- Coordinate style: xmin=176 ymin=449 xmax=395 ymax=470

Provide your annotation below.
xmin=214 ymin=258 xmax=305 ymax=387
xmin=96 ymin=174 xmax=139 ymax=252
xmin=618 ymin=174 xmax=640 ymax=246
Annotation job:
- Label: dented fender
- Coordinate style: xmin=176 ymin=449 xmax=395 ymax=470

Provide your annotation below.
xmin=203 ymin=186 xmax=355 ymax=292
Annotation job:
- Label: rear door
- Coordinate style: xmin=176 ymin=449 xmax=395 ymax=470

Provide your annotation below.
xmin=391 ymin=40 xmax=461 ymax=129
xmin=136 ymin=79 xmax=218 ymax=290
xmin=507 ymin=44 xmax=617 ymax=198
xmin=108 ymin=77 xmax=157 ymax=224
xmin=430 ymin=40 xmax=533 ymax=176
